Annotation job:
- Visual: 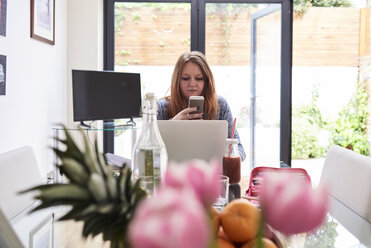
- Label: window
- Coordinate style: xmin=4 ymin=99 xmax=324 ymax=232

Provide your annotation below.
xmin=104 ymin=0 xmax=293 ymax=168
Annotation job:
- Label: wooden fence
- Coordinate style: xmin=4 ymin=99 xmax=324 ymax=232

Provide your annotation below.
xmin=115 ymin=7 xmax=371 ymax=67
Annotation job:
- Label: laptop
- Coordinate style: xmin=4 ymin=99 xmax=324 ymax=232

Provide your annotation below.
xmin=157 ymin=120 xmax=228 ymax=165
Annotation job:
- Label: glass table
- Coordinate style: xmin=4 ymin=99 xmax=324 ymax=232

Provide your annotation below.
xmin=228 ymin=176 xmax=370 ymax=248
xmin=51 ymin=124 xmax=137 ymax=183
xmin=277 ymin=195 xmax=371 ymax=248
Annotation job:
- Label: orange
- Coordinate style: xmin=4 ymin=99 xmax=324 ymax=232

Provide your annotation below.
xmin=220 ymin=199 xmax=261 ymax=243
xmin=209 ymin=207 xmax=221 ymax=238
xmin=241 ymin=237 xmax=277 ymax=248
xmin=217 ymin=238 xmax=235 ymax=248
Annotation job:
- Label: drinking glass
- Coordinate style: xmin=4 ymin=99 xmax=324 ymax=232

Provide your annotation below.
xmin=213 ymin=175 xmax=229 ymax=211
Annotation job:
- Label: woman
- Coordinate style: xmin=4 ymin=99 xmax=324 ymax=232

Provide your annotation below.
xmin=157 ymin=51 xmax=246 ymax=161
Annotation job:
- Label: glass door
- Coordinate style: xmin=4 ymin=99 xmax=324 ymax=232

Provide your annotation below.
xmin=204 ymin=3 xmax=289 ymax=170
xmin=250 ymin=5 xmax=282 ymax=168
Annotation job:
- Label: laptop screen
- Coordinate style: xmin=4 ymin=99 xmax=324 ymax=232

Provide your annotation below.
xmin=157 ymin=120 xmax=228 ymax=165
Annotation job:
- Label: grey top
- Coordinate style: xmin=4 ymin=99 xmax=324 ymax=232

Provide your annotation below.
xmin=157 ymin=96 xmax=246 ymax=161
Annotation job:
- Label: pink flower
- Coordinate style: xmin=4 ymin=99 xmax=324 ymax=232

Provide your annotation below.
xmin=259 ymin=172 xmax=328 ymax=235
xmin=129 ymin=186 xmax=210 ymax=248
xmin=164 ymin=159 xmax=221 ymax=208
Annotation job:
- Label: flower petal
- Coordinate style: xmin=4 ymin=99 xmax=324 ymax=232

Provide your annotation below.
xmin=129 ymin=187 xmax=210 ymax=248
xmin=260 ymin=172 xmax=328 ymax=235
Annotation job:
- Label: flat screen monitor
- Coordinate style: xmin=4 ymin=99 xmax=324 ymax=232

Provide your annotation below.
xmin=72 ymin=70 xmax=141 ymax=125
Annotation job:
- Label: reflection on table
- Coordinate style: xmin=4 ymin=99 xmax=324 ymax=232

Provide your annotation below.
xmin=282 ymin=195 xmax=371 ymax=248
xmin=229 ymin=183 xmax=241 ymax=202
xmin=238 ymin=174 xmax=370 ymax=248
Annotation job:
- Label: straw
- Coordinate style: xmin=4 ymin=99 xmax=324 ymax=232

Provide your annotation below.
xmin=242 ymin=195 xmax=259 ymax=201
xmin=228 ymin=118 xmax=237 ymax=157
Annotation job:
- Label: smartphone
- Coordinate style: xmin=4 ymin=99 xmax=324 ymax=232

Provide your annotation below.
xmin=188 ymin=96 xmax=204 ymax=114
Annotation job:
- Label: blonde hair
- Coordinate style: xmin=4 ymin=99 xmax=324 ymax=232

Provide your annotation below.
xmin=165 ymin=51 xmax=218 ymax=120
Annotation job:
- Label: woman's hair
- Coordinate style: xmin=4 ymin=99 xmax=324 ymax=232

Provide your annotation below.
xmin=165 ymin=51 xmax=218 ymax=120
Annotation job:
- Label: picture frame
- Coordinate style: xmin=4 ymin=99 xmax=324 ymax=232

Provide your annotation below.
xmin=29 ymin=213 xmax=54 ymax=248
xmin=0 ymin=55 xmax=6 ymax=96
xmin=0 ymin=0 xmax=7 ymax=37
xmin=30 ymin=0 xmax=55 ymax=45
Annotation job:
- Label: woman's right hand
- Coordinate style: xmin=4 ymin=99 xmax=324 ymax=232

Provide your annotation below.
xmin=172 ymin=107 xmax=203 ymax=120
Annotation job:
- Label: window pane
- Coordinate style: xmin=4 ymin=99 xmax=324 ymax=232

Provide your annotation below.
xmin=254 ymin=8 xmax=281 ymax=167
xmin=291 ymin=7 xmax=362 ymax=185
xmin=205 ymin=3 xmax=281 ymax=173
xmin=113 ymin=2 xmax=191 ymax=158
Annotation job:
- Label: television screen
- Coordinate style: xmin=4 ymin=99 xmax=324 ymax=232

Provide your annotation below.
xmin=72 ymin=70 xmax=141 ymax=122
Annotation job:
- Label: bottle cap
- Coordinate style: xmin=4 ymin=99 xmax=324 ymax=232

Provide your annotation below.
xmin=225 ymin=138 xmax=239 ymax=144
xmin=145 ymin=92 xmax=156 ymax=100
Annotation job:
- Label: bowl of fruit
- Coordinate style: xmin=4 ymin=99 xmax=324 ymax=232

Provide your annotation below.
xmin=211 ymin=199 xmax=283 ymax=248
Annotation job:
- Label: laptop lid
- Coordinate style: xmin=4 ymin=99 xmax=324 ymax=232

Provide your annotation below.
xmin=157 ymin=120 xmax=228 ymax=165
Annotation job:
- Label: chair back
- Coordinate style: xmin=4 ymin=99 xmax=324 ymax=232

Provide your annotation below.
xmin=320 ymin=145 xmax=371 ymax=222
xmin=0 ymin=146 xmax=43 ymax=220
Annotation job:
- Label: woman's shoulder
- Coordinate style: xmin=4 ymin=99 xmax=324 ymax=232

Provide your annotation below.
xmin=218 ymin=95 xmax=228 ymax=101
xmin=157 ymin=97 xmax=169 ymax=120
xmin=217 ymin=95 xmax=229 ymax=106
xmin=157 ymin=98 xmax=169 ymax=107
xmin=157 ymin=98 xmax=168 ymax=103
xmin=216 ymin=95 xmax=231 ymax=119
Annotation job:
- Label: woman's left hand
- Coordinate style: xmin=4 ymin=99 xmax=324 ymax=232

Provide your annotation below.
xmin=172 ymin=107 xmax=203 ymax=120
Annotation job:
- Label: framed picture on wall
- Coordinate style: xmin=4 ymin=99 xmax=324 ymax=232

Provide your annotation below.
xmin=0 ymin=55 xmax=6 ymax=96
xmin=0 ymin=0 xmax=7 ymax=36
xmin=30 ymin=0 xmax=55 ymax=45
xmin=29 ymin=213 xmax=54 ymax=248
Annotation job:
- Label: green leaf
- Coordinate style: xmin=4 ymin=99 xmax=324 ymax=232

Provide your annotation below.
xmin=19 ymin=125 xmax=148 ymax=245
xmin=59 ymin=158 xmax=89 ymax=185
xmin=80 ymin=132 xmax=99 ymax=175
xmin=61 ymin=126 xmax=86 ymax=163
xmin=87 ymin=173 xmax=108 ymax=202
xmin=37 ymin=184 xmax=90 ymax=201
xmin=58 ymin=204 xmax=92 ymax=220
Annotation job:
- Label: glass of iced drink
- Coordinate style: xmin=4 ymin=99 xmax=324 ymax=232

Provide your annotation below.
xmin=222 ymin=138 xmax=241 ymax=184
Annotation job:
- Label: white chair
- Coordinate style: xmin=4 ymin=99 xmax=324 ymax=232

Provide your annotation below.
xmin=320 ymin=145 xmax=371 ymax=222
xmin=0 ymin=146 xmax=43 ymax=220
xmin=0 ymin=146 xmax=52 ymax=248
xmin=0 ymin=208 xmax=23 ymax=248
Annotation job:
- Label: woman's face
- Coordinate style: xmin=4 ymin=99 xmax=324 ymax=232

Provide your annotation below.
xmin=179 ymin=61 xmax=205 ymax=100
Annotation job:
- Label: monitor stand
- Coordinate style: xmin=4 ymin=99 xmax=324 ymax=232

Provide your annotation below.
xmin=125 ymin=117 xmax=136 ymax=126
xmin=79 ymin=121 xmax=92 ymax=129
xmin=103 ymin=118 xmax=137 ymax=128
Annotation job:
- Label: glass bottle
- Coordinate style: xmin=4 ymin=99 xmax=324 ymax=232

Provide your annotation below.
xmin=132 ymin=92 xmax=168 ymax=195
xmin=222 ymin=138 xmax=241 ymax=184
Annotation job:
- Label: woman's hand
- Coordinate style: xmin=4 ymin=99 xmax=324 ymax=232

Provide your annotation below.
xmin=172 ymin=107 xmax=203 ymax=120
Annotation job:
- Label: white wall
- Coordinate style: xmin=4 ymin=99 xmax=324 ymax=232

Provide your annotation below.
xmin=67 ymin=0 xmax=103 ymax=126
xmin=66 ymin=0 xmax=104 ymax=152
xmin=0 ymin=0 xmax=103 ymax=176
xmin=0 ymin=0 xmax=67 ymax=176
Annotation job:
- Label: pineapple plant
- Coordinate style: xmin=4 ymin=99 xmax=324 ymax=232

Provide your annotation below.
xmin=20 ymin=125 xmax=147 ymax=248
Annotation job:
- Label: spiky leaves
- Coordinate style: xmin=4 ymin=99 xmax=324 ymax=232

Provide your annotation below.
xmin=20 ymin=125 xmax=147 ymax=247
